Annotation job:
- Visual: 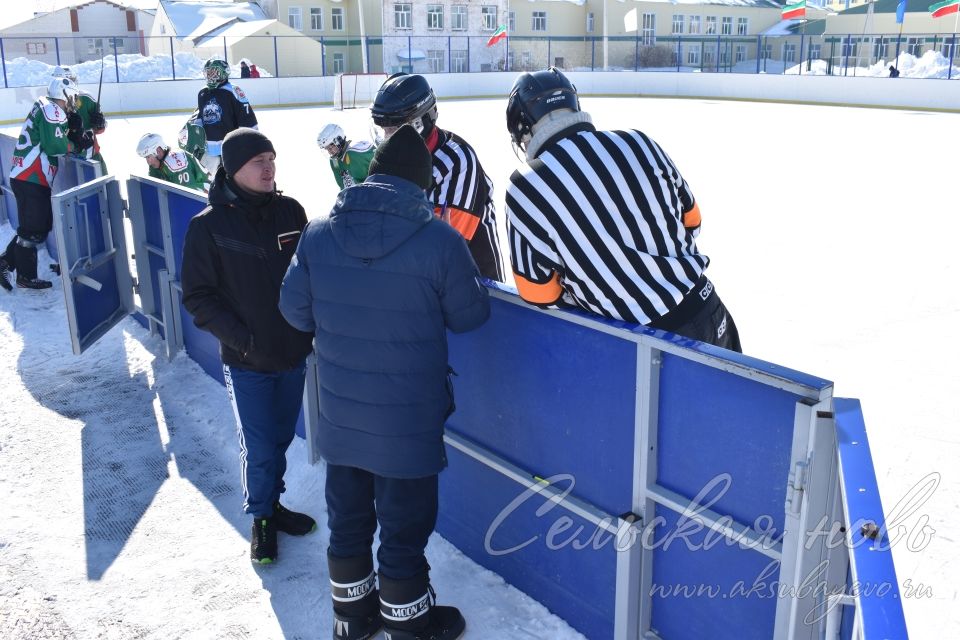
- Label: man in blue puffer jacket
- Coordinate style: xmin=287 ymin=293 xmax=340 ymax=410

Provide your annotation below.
xmin=279 ymin=125 xmax=489 ymax=640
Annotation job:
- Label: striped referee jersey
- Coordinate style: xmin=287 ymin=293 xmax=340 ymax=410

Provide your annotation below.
xmin=428 ymin=129 xmax=505 ymax=282
xmin=505 ymin=123 xmax=707 ymax=325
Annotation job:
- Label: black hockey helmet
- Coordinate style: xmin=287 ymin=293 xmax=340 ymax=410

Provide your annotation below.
xmin=506 ymin=67 xmax=579 ymax=147
xmin=370 ymin=73 xmax=438 ymax=137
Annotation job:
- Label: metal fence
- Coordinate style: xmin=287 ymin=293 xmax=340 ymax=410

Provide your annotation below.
xmin=1 ymin=32 xmax=958 ymax=87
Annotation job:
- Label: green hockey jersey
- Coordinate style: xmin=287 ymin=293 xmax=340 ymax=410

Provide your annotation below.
xmin=10 ymin=97 xmax=71 ymax=186
xmin=178 ymin=110 xmax=207 ymax=161
xmin=148 ymin=149 xmax=210 ymax=192
xmin=70 ymin=91 xmax=107 ymax=170
xmin=330 ymin=140 xmax=375 ymax=189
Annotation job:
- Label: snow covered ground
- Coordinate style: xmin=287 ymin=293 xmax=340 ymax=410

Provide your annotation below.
xmin=2 ymin=97 xmax=958 ymax=639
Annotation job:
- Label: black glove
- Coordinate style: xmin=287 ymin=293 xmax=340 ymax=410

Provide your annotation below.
xmin=66 ymin=111 xmax=82 ymax=131
xmin=89 ymin=110 xmax=106 ymax=130
xmin=68 ymin=129 xmax=95 ymax=151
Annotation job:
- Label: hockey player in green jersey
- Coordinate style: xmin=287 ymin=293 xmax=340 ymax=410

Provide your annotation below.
xmin=0 ymin=77 xmax=93 ymax=291
xmin=52 ymin=66 xmax=108 ymax=173
xmin=316 ymin=123 xmax=375 ymax=189
xmin=136 ymin=133 xmax=210 ymax=192
xmin=178 ymin=109 xmax=207 ymax=162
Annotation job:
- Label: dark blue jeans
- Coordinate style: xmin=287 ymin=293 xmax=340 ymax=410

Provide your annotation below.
xmin=326 ymin=464 xmax=438 ymax=580
xmin=224 ymin=362 xmax=306 ymax=517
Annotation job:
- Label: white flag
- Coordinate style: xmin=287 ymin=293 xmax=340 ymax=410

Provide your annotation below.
xmin=624 ymin=8 xmax=638 ymax=33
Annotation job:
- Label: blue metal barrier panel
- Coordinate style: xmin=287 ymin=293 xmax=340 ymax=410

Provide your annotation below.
xmin=649 ymin=505 xmax=778 ymax=640
xmin=656 ymin=353 xmax=807 ymax=538
xmin=446 ymin=294 xmax=636 ymax=515
xmin=133 ymin=181 xmax=169 ymax=324
xmin=438 ymin=445 xmax=618 ymax=640
xmin=167 ymin=190 xmax=205 ymax=279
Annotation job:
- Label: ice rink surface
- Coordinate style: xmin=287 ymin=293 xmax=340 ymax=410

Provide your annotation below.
xmin=1 ymin=95 xmax=957 ymax=638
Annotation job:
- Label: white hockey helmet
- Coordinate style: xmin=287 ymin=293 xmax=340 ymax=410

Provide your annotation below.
xmin=136 ymin=133 xmax=168 ymax=158
xmin=317 ymin=123 xmax=346 ymax=151
xmin=47 ymin=77 xmax=80 ymax=111
xmin=52 ymin=65 xmax=78 ymax=83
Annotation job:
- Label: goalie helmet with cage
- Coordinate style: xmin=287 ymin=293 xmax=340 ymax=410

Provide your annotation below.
xmin=203 ymin=58 xmax=229 ymax=89
xmin=370 ymin=73 xmax=438 ymax=143
xmin=506 ymin=67 xmax=580 ymax=152
xmin=317 ymin=123 xmax=347 ymax=156
xmin=47 ymin=77 xmax=81 ymax=111
xmin=136 ymin=133 xmax=168 ymax=158
xmin=52 ymin=65 xmax=78 ymax=83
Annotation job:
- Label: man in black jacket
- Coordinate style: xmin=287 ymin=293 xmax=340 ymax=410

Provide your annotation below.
xmin=181 ymin=128 xmax=315 ymax=565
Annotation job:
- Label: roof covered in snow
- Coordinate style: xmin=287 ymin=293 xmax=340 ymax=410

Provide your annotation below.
xmin=159 ymin=0 xmax=265 ymax=39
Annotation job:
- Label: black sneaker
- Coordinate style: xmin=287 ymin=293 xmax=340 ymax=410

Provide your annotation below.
xmin=16 ymin=275 xmax=52 ymax=290
xmin=251 ymin=517 xmax=278 ymax=564
xmin=0 ymin=258 xmax=11 ymax=292
xmin=273 ymin=501 xmax=316 ymax=536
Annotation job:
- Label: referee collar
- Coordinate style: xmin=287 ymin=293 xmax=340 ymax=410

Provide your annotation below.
xmin=531 ymin=121 xmax=596 ymax=160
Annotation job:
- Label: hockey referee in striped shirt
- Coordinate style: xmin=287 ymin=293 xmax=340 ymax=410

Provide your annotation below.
xmin=504 ymin=68 xmax=741 ymax=352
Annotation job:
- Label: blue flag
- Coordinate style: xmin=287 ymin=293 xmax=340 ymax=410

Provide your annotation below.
xmin=896 ymin=0 xmax=907 ymax=23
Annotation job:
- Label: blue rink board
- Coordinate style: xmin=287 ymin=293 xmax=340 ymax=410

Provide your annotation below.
xmin=648 ymin=504 xmax=778 ymax=640
xmin=447 ymin=295 xmax=636 ymax=516
xmin=69 ymin=191 xmax=123 ymax=346
xmin=437 ymin=443 xmax=618 ymax=640
xmin=656 ymin=352 xmax=802 ymax=537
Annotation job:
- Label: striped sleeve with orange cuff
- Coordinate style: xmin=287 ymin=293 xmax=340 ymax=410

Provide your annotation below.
xmin=682 ymin=201 xmax=701 ymax=230
xmin=514 ymin=271 xmax=564 ymax=307
xmin=436 ymin=206 xmax=480 ymax=241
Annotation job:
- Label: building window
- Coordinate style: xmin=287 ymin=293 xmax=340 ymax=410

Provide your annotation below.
xmin=88 ymin=38 xmax=104 ymax=54
xmin=394 ymin=4 xmax=412 ymax=29
xmin=26 ymin=42 xmax=47 ymax=55
xmin=507 ymin=51 xmax=515 ymax=70
xmin=720 ymin=46 xmax=729 ymax=64
xmin=783 ymin=42 xmax=796 ymax=62
xmin=872 ymin=38 xmax=888 ymax=60
xmin=642 ymin=13 xmax=655 ymax=46
xmin=508 ymin=11 xmax=515 ymax=32
xmin=288 ymin=6 xmax=302 ymax=31
xmin=482 ymin=6 xmax=497 ymax=31
xmin=310 ymin=7 xmax=322 ymax=31
xmin=332 ymin=7 xmax=344 ymax=30
xmin=427 ymin=49 xmax=445 ymax=72
xmin=160 ymin=24 xmax=166 ymax=35
xmin=907 ymin=37 xmax=922 ymax=57
xmin=452 ymin=49 xmax=468 ymax=72
xmin=687 ymin=44 xmax=700 ymax=65
xmin=737 ymin=18 xmax=748 ymax=36
xmin=688 ymin=16 xmax=701 ymax=35
xmin=427 ymin=5 xmax=443 ymax=30
xmin=809 ymin=43 xmax=822 ymax=60
xmin=333 ymin=52 xmax=345 ymax=73
xmin=521 ymin=50 xmax=532 ymax=69
xmin=587 ymin=12 xmax=594 ymax=33
xmin=532 ymin=11 xmax=546 ymax=32
xmin=735 ymin=44 xmax=746 ymax=63
xmin=452 ymin=5 xmax=467 ymax=31
xmin=705 ymin=16 xmax=716 ymax=35
xmin=109 ymin=37 xmax=124 ymax=50
xmin=721 ymin=16 xmax=732 ymax=35
xmin=672 ymin=14 xmax=683 ymax=35
xmin=761 ymin=43 xmax=773 ymax=59
xmin=841 ymin=37 xmax=857 ymax=58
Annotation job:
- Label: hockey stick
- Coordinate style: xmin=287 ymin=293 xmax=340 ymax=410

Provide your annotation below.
xmin=96 ymin=53 xmax=105 ymax=105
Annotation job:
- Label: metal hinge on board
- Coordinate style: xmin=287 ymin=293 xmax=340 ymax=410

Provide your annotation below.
xmin=786 ymin=457 xmax=810 ymax=515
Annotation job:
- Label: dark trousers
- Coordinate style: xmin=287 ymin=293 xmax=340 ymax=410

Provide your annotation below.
xmin=650 ymin=275 xmax=742 ymax=353
xmin=223 ymin=362 xmax=306 ymax=517
xmin=326 ymin=464 xmax=438 ymax=580
xmin=2 ymin=180 xmax=53 ymax=280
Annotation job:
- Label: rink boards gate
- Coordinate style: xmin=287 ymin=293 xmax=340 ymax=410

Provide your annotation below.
xmin=0 ymin=160 xmax=909 ymax=640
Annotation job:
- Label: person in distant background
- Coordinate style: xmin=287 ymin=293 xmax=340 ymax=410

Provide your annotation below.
xmin=240 ymin=60 xmax=251 ymax=79
xmin=249 ymin=64 xmax=261 ymax=78
xmin=136 ymin=132 xmax=210 ymax=192
xmin=0 ymin=78 xmax=91 ymax=291
xmin=888 ymin=65 xmax=900 ymax=78
xmin=504 ymin=68 xmax=741 ymax=352
xmin=316 ymin=122 xmax=375 ymax=189
xmin=197 ymin=57 xmax=258 ymax=175
xmin=52 ymin=66 xmax=108 ymax=173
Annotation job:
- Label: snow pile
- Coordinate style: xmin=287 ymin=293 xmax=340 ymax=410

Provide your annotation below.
xmin=0 ymin=53 xmax=270 ymax=88
xmin=785 ymin=50 xmax=960 ymax=78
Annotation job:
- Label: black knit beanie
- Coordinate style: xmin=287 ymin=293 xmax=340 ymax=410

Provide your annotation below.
xmin=368 ymin=124 xmax=433 ymax=190
xmin=221 ymin=128 xmax=275 ymax=177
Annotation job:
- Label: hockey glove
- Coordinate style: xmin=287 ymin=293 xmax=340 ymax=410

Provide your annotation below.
xmin=68 ymin=129 xmax=95 ymax=151
xmin=66 ymin=111 xmax=82 ymax=131
xmin=89 ymin=110 xmax=106 ymax=131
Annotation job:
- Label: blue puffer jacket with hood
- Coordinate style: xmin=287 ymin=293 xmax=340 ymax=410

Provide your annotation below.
xmin=279 ymin=174 xmax=490 ymax=478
